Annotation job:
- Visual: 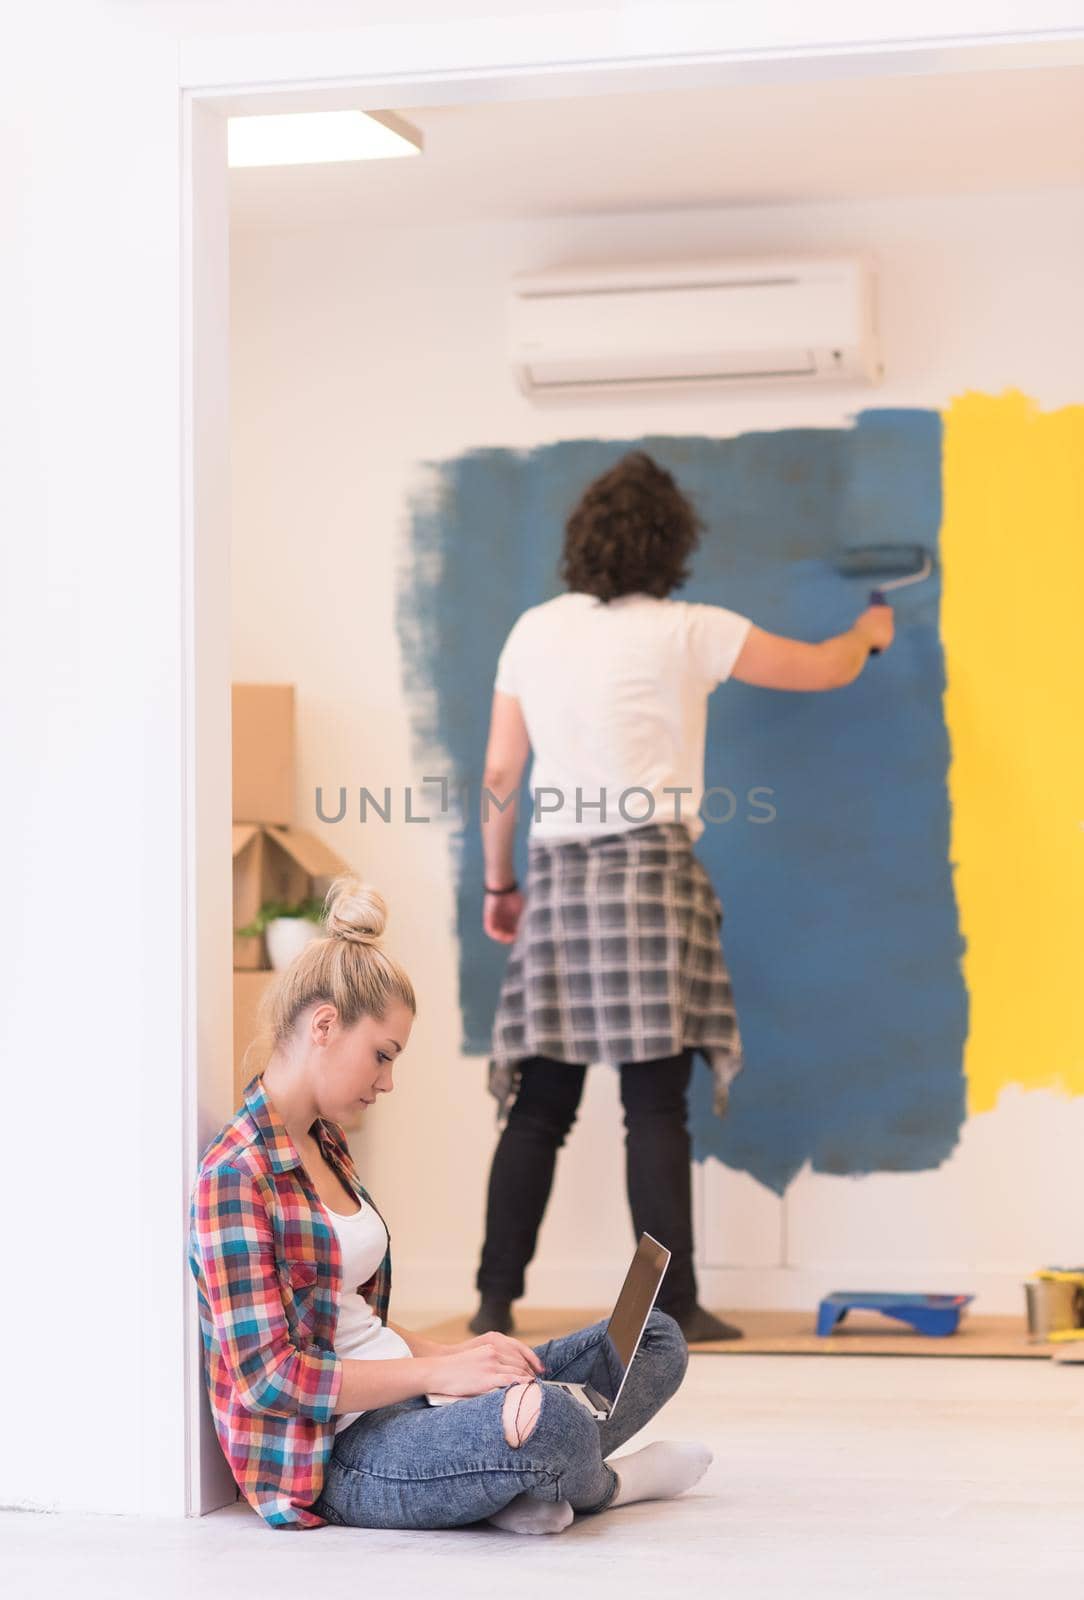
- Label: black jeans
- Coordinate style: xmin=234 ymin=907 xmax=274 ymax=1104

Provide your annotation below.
xmin=476 ymin=1049 xmax=699 ymax=1317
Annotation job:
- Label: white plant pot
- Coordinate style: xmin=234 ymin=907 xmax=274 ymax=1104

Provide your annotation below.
xmin=266 ymin=916 xmax=323 ymax=971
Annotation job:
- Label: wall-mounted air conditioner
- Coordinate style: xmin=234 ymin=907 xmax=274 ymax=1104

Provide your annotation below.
xmin=508 ymin=254 xmax=881 ymax=396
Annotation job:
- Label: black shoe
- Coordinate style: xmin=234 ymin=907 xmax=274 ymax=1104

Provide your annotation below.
xmin=672 ymin=1305 xmax=744 ymax=1343
xmin=468 ymin=1297 xmax=515 ymax=1336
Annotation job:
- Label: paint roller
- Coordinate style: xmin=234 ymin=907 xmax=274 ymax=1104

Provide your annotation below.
xmin=833 ymin=543 xmax=934 ymax=655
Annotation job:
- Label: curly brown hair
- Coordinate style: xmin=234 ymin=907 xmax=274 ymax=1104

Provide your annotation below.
xmin=559 ymin=451 xmax=703 ymax=602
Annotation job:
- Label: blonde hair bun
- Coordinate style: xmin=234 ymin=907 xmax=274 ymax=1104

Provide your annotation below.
xmin=323 ymin=876 xmax=388 ymax=946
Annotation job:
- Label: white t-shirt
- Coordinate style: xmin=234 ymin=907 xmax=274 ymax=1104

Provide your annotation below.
xmin=322 ymin=1198 xmax=413 ymax=1432
xmin=494 ymin=591 xmax=752 ymax=843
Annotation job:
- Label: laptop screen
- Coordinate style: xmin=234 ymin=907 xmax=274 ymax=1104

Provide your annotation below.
xmin=582 ymin=1233 xmax=671 ymax=1413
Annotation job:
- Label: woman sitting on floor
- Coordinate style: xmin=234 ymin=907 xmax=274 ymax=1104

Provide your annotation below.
xmin=189 ymin=876 xmax=710 ymax=1533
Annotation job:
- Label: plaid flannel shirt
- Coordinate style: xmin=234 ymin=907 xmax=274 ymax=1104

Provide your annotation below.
xmin=189 ymin=1075 xmax=392 ymax=1529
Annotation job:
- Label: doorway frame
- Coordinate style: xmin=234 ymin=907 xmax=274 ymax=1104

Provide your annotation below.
xmin=178 ymin=8 xmax=1084 ymax=1515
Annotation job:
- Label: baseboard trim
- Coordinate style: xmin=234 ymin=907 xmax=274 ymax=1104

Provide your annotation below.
xmin=389 ymin=1260 xmax=1033 ymax=1318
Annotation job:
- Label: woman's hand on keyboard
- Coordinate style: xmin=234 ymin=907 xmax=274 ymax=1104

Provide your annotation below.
xmin=427 ymin=1333 xmax=544 ymax=1396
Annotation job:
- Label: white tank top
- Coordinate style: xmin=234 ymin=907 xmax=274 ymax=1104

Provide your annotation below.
xmin=322 ymin=1198 xmax=413 ymax=1432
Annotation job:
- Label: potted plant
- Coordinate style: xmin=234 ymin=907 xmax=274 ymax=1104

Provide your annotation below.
xmin=236 ymin=896 xmax=327 ymax=971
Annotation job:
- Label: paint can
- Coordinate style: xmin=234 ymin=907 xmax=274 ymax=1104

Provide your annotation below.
xmin=1024 ymin=1272 xmax=1084 ymax=1341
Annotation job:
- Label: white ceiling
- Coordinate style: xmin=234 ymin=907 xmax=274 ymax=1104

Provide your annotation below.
xmin=229 ymin=65 xmax=1084 ymax=232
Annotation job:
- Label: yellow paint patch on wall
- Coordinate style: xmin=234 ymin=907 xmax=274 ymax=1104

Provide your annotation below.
xmin=941 ymin=391 xmax=1084 ymax=1114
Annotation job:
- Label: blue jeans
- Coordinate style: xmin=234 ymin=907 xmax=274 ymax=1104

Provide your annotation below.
xmin=312 ymin=1307 xmax=688 ymax=1530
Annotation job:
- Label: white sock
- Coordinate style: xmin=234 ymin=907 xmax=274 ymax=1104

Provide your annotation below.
xmin=609 ymin=1441 xmax=713 ymax=1508
xmin=488 ymin=1495 xmax=575 ymax=1535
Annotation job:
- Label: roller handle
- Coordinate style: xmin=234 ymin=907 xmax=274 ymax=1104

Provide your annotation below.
xmin=867 ymin=587 xmax=889 ymax=656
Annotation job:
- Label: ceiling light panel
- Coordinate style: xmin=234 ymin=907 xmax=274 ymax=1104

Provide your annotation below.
xmin=228 ymin=110 xmax=422 ymax=169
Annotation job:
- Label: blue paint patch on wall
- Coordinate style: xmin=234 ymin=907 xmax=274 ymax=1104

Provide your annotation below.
xmin=397 ymin=413 xmax=968 ymax=1194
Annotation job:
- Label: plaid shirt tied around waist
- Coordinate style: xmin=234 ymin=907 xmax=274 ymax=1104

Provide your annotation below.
xmin=188 ymin=1075 xmax=391 ymax=1529
xmin=489 ymin=821 xmax=744 ymax=1118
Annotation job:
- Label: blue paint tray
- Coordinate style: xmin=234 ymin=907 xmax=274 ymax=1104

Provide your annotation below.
xmin=816 ymin=1291 xmax=974 ymax=1338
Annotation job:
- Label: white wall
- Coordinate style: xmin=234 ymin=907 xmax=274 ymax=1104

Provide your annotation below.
xmin=0 ymin=8 xmax=190 ymax=1519
xmin=230 ymin=185 xmax=1084 ymax=1318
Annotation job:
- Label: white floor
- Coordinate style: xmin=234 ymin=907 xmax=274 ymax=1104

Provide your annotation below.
xmin=5 ymin=1355 xmax=1082 ymax=1600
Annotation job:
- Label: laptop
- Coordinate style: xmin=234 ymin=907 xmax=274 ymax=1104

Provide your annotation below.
xmin=426 ymin=1233 xmax=671 ymax=1421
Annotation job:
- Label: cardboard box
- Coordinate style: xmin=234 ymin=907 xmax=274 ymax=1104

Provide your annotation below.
xmin=233 ymin=683 xmax=296 ymax=825
xmin=233 ymin=821 xmax=353 ymax=970
xmin=233 ymin=968 xmax=277 ymax=1107
xmin=233 ymin=824 xmax=268 ymax=969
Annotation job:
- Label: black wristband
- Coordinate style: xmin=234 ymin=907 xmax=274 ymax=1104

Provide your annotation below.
xmin=484 ymin=881 xmax=519 ymax=896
